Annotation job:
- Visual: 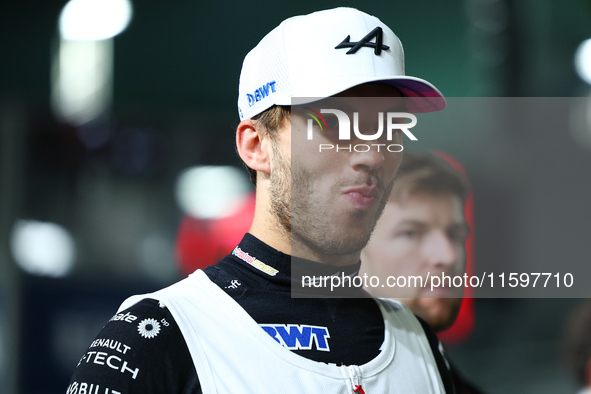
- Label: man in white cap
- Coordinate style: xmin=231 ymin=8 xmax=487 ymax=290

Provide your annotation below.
xmin=67 ymin=8 xmax=452 ymax=393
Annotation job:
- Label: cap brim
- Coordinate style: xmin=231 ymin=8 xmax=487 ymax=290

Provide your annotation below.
xmin=289 ymin=75 xmax=446 ymax=113
xmin=379 ymin=76 xmax=446 ymax=113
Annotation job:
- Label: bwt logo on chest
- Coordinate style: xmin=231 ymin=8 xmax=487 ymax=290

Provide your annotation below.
xmin=260 ymin=324 xmax=331 ymax=352
xmin=247 ymin=81 xmax=277 ymax=107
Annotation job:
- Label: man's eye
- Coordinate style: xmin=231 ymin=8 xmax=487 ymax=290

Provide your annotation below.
xmin=324 ymin=115 xmax=339 ymax=130
xmin=400 ymin=230 xmax=418 ymax=239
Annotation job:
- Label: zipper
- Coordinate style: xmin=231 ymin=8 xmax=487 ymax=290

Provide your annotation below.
xmin=346 ymin=365 xmax=366 ymax=394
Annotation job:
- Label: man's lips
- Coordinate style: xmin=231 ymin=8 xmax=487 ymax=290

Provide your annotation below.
xmin=420 ymin=286 xmax=454 ymax=298
xmin=343 ymin=185 xmax=379 ymax=210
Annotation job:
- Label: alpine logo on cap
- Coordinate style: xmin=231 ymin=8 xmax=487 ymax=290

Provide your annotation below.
xmin=335 ymin=26 xmax=390 ymax=55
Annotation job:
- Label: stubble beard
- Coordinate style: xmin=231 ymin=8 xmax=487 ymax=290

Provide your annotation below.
xmin=269 ymin=143 xmax=292 ymax=240
xmin=412 ymin=297 xmax=463 ymax=332
xmin=269 ymin=144 xmax=395 ymax=257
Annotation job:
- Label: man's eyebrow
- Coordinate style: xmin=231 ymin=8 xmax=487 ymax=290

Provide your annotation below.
xmin=394 ymin=220 xmax=428 ymax=227
xmin=394 ymin=220 xmax=470 ymax=232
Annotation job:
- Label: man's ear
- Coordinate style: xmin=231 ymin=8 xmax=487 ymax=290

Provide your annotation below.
xmin=236 ymin=119 xmax=272 ymax=175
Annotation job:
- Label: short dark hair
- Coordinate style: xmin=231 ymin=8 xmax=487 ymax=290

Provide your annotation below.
xmin=391 ymin=152 xmax=471 ymax=204
xmin=244 ymin=105 xmax=291 ymax=186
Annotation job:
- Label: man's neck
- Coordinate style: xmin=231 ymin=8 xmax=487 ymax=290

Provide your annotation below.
xmin=248 ymin=210 xmax=292 ymax=255
xmin=290 ymin=235 xmax=362 ymax=267
xmin=248 ymin=224 xmax=361 ymax=267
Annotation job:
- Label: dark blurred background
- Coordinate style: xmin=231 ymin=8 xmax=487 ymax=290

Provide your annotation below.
xmin=1 ymin=0 xmax=591 ymax=393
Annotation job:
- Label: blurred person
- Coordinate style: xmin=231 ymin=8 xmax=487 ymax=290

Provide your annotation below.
xmin=360 ymin=152 xmax=470 ymax=331
xmin=563 ymin=300 xmax=591 ymax=393
xmin=360 ymin=152 xmax=483 ymax=393
xmin=67 ymin=8 xmax=455 ymax=393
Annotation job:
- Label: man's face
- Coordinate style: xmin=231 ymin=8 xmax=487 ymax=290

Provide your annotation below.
xmin=360 ymin=191 xmax=469 ymax=331
xmin=270 ymin=84 xmax=405 ymax=264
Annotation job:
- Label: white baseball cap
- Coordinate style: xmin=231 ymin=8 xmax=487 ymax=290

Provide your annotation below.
xmin=237 ymin=7 xmax=446 ymax=121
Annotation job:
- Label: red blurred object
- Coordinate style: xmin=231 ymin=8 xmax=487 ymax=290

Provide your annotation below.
xmin=176 ymin=192 xmax=256 ymax=274
xmin=432 ymin=151 xmax=476 ymax=346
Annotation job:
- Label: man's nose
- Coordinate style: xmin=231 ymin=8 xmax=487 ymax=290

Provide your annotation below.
xmin=426 ymin=230 xmax=458 ymax=269
xmin=349 ymin=145 xmax=385 ymax=172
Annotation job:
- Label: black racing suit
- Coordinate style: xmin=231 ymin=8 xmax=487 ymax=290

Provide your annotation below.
xmin=67 ymin=234 xmax=455 ymax=393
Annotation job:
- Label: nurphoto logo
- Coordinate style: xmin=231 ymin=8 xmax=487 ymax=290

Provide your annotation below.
xmin=304 ymin=107 xmax=417 ymax=153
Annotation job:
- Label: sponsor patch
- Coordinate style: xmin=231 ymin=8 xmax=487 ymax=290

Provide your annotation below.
xmin=137 ymin=318 xmax=161 ymax=339
xmin=225 ymin=279 xmax=242 ymax=289
xmin=247 ymin=81 xmax=277 ymax=107
xmin=77 ymin=351 xmax=140 ymax=379
xmin=109 ymin=311 xmax=137 ymax=323
xmin=89 ymin=338 xmax=131 ymax=354
xmin=260 ymin=324 xmax=330 ymax=351
xmin=232 ymin=246 xmax=278 ymax=276
xmin=335 ymin=26 xmax=390 ymax=55
xmin=67 ymin=382 xmax=122 ymax=394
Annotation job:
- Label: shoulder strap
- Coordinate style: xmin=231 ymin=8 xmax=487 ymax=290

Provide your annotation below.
xmin=416 ymin=315 xmax=456 ymax=394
